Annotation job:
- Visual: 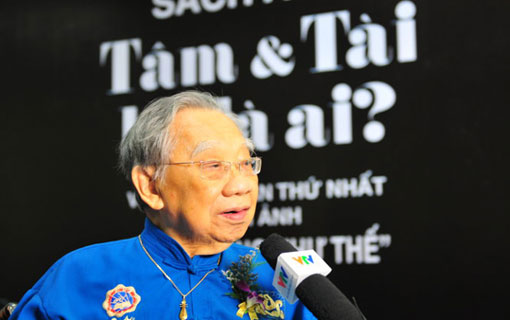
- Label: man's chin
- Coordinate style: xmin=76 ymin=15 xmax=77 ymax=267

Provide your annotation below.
xmin=216 ymin=226 xmax=250 ymax=244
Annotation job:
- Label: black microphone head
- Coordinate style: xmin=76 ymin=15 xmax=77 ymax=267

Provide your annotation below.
xmin=259 ymin=233 xmax=297 ymax=269
xmin=296 ymin=274 xmax=364 ymax=320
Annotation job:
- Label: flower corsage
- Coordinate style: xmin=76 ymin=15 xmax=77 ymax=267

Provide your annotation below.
xmin=222 ymin=250 xmax=285 ymax=319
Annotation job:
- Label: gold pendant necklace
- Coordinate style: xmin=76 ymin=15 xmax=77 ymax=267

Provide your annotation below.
xmin=138 ymin=235 xmax=221 ymax=320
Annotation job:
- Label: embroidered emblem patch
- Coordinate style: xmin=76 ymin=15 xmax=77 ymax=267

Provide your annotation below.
xmin=102 ymin=284 xmax=141 ymax=317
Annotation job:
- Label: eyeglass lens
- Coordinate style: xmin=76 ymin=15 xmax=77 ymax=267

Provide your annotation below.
xmin=200 ymin=158 xmax=261 ymax=179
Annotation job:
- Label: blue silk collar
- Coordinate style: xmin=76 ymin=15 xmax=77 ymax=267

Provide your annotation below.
xmin=140 ymin=218 xmax=222 ymax=272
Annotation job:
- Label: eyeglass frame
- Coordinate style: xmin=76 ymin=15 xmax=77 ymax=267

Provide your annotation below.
xmin=162 ymin=157 xmax=262 ymax=180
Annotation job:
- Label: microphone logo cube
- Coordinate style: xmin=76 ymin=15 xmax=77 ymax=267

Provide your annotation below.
xmin=272 ymin=250 xmax=332 ymax=304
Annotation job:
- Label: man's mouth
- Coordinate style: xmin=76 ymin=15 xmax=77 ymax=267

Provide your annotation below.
xmin=221 ymin=207 xmax=250 ymax=221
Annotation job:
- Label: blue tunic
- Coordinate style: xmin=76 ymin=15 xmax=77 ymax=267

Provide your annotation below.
xmin=10 ymin=219 xmax=316 ymax=319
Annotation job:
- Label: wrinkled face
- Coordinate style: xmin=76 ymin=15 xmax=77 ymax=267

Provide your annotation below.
xmin=156 ymin=108 xmax=258 ymax=252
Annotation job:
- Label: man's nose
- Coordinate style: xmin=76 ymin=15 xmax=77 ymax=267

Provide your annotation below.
xmin=222 ymin=168 xmax=256 ymax=197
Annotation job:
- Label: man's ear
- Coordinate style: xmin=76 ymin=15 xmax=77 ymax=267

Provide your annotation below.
xmin=131 ymin=166 xmax=164 ymax=211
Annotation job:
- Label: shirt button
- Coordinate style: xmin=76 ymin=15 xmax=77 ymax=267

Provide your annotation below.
xmin=187 ymin=265 xmax=197 ymax=274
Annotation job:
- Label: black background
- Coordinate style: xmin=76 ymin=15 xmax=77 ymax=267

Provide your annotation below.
xmin=2 ymin=0 xmax=509 ymax=319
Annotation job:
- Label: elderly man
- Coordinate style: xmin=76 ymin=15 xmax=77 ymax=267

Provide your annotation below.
xmin=10 ymin=91 xmax=316 ymax=319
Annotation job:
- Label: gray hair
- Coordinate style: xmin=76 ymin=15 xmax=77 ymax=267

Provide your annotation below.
xmin=118 ymin=90 xmax=252 ymax=183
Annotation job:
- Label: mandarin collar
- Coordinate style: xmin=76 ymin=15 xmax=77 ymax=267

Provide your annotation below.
xmin=140 ymin=218 xmax=222 ymax=272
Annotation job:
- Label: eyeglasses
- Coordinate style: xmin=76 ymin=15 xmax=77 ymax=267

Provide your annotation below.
xmin=164 ymin=157 xmax=262 ymax=180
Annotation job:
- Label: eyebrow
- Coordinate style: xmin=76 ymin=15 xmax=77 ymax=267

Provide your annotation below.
xmin=190 ymin=140 xmax=253 ymax=158
xmin=191 ymin=141 xmax=218 ymax=158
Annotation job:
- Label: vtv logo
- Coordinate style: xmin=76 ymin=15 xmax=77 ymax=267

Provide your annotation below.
xmin=277 ymin=266 xmax=289 ymax=288
xmin=292 ymin=255 xmax=315 ymax=265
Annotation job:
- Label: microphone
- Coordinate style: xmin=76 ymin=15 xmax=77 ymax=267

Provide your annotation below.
xmin=259 ymin=233 xmax=365 ymax=320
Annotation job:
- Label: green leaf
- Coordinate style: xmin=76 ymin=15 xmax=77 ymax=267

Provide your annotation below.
xmin=250 ymin=261 xmax=266 ymax=270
